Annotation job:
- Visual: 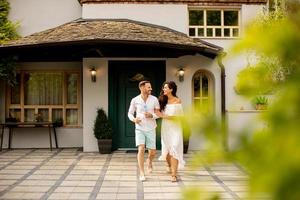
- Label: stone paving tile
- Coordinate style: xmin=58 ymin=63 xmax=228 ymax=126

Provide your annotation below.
xmin=0 ymin=149 xmax=249 ymax=200
xmin=96 ymin=193 xmax=117 ymax=199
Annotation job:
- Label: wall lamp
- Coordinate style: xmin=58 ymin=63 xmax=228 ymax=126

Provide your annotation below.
xmin=178 ymin=68 xmax=185 ymax=82
xmin=90 ymin=68 xmax=97 ymax=82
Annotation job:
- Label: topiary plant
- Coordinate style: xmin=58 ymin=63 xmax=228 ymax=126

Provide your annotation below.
xmin=93 ymin=108 xmax=113 ymax=139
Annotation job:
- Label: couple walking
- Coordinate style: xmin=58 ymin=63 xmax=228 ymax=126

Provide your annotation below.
xmin=128 ymin=80 xmax=185 ymax=182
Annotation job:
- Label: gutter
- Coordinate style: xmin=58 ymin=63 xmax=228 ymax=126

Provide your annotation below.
xmin=217 ymin=51 xmax=228 ymax=151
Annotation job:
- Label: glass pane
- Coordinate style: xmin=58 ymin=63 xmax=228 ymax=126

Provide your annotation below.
xmin=66 ymin=109 xmax=78 ymax=125
xmin=207 ymin=28 xmax=213 ymax=37
xmin=38 ymin=109 xmax=49 ymax=122
xmin=67 ymin=73 xmax=78 ymax=104
xmin=25 ymin=109 xmax=35 ymax=122
xmin=198 ymin=28 xmax=204 ymax=37
xmin=24 ymin=72 xmax=63 ymax=105
xmin=224 ymin=28 xmax=230 ymax=37
xmin=193 ymin=75 xmax=200 ymax=97
xmin=193 ymin=99 xmax=201 ymax=111
xmin=189 ymin=28 xmax=196 ymax=36
xmin=202 ymin=99 xmax=209 ymax=113
xmin=233 ymin=28 xmax=239 ymax=37
xmin=189 ymin=10 xmax=204 ymax=25
xmin=11 ymin=73 xmax=21 ymax=104
xmin=224 ymin=11 xmax=239 ymax=26
xmin=202 ymin=75 xmax=209 ymax=97
xmin=207 ymin=10 xmax=221 ymax=26
xmin=52 ymin=109 xmax=63 ymax=122
xmin=216 ymin=28 xmax=222 ymax=37
xmin=8 ymin=109 xmax=21 ymax=122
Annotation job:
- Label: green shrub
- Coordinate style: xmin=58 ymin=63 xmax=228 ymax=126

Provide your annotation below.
xmin=93 ymin=108 xmax=113 ymax=139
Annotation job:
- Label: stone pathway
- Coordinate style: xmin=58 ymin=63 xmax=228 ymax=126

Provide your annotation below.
xmin=0 ymin=149 xmax=248 ymax=199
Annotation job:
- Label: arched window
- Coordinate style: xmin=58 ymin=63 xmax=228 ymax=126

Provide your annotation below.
xmin=192 ymin=70 xmax=214 ymax=112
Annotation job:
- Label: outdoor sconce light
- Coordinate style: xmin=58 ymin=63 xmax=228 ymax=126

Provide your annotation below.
xmin=178 ymin=68 xmax=185 ymax=82
xmin=90 ymin=68 xmax=96 ymax=82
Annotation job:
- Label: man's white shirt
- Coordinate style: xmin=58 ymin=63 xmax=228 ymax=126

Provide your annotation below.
xmin=128 ymin=95 xmax=160 ymax=132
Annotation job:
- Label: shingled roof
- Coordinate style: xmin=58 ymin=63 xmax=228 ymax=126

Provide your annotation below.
xmin=0 ymin=19 xmax=221 ymax=55
xmin=80 ymin=0 xmax=267 ymax=6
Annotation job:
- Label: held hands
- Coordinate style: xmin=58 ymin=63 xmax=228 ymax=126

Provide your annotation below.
xmin=155 ymin=110 xmax=164 ymax=118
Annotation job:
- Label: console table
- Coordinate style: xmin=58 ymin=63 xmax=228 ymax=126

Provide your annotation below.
xmin=0 ymin=122 xmax=58 ymax=151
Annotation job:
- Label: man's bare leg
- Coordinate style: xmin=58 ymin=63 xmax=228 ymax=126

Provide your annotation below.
xmin=137 ymin=145 xmax=145 ymax=178
xmin=147 ymin=149 xmax=156 ymax=172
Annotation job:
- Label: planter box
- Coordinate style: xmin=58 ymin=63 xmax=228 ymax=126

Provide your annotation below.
xmin=98 ymin=139 xmax=112 ymax=154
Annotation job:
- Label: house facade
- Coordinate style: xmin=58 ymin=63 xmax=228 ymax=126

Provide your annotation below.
xmin=0 ymin=0 xmax=267 ymax=152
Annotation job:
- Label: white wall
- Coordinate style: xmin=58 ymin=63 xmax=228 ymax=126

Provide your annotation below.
xmin=1 ymin=128 xmax=82 ymax=149
xmin=8 ymin=0 xmax=82 ymax=36
xmin=167 ymin=55 xmax=221 ymax=150
xmin=82 ymin=58 xmax=108 ymax=152
xmin=227 ymin=111 xmax=268 ymax=150
xmin=201 ymin=5 xmax=264 ymax=111
xmin=82 ymin=4 xmax=188 ymax=34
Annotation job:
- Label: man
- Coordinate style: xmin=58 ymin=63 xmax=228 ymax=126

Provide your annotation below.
xmin=128 ymin=80 xmax=160 ymax=181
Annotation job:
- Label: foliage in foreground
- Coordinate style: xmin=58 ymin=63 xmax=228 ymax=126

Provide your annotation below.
xmin=183 ymin=1 xmax=300 ymax=199
xmin=0 ymin=0 xmax=19 ymax=86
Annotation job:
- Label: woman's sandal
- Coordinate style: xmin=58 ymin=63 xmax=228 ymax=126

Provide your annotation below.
xmin=171 ymin=175 xmax=177 ymax=182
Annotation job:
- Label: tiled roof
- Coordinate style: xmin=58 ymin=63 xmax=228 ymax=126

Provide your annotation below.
xmin=0 ymin=19 xmax=221 ymax=54
xmin=80 ymin=0 xmax=267 ymax=5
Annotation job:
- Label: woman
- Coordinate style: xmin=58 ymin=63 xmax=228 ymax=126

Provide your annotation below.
xmin=156 ymin=81 xmax=185 ymax=182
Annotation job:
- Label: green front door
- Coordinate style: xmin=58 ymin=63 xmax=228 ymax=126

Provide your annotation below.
xmin=109 ymin=61 xmax=166 ymax=150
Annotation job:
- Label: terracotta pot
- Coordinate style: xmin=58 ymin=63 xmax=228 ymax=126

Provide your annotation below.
xmin=255 ymin=104 xmax=267 ymax=110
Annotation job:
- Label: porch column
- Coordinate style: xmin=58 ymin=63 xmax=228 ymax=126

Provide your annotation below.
xmin=82 ymin=58 xmax=108 ymax=152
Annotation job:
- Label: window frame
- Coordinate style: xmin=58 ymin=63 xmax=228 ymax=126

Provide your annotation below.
xmin=192 ymin=70 xmax=215 ymax=112
xmin=6 ymin=70 xmax=82 ymax=127
xmin=188 ymin=8 xmax=241 ymax=39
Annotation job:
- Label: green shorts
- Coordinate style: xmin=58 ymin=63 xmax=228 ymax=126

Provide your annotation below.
xmin=135 ymin=129 xmax=156 ymax=149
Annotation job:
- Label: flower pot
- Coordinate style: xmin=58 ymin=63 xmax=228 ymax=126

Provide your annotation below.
xmin=98 ymin=139 xmax=112 ymax=154
xmin=255 ymin=104 xmax=267 ymax=110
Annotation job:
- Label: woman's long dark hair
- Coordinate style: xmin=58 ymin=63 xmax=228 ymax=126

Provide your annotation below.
xmin=159 ymin=81 xmax=177 ymax=111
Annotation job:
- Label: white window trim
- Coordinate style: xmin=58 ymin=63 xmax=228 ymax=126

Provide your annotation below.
xmin=189 ymin=8 xmax=241 ymax=39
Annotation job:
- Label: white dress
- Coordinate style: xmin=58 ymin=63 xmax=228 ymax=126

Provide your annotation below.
xmin=159 ymin=104 xmax=185 ymax=169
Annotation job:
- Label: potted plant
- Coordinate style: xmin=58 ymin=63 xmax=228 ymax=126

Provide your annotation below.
xmin=254 ymin=96 xmax=268 ymax=110
xmin=94 ymin=108 xmax=113 ymax=154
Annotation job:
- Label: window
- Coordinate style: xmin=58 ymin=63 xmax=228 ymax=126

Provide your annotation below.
xmin=189 ymin=9 xmax=240 ymax=38
xmin=193 ymin=70 xmax=214 ymax=113
xmin=7 ymin=70 xmax=81 ymax=126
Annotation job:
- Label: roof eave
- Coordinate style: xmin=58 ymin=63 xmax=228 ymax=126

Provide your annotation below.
xmin=0 ymin=39 xmax=221 ymax=58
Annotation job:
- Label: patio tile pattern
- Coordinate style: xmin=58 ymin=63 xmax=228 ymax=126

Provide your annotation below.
xmin=0 ymin=149 xmax=248 ymax=199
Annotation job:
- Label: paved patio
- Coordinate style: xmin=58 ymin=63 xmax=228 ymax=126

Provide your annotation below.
xmin=0 ymin=149 xmax=248 ymax=200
